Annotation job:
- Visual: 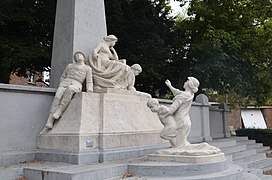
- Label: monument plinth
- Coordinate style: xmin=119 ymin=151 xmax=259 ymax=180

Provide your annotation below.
xmin=37 ymin=91 xmax=167 ymax=164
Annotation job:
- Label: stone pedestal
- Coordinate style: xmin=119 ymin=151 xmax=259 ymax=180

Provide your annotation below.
xmin=37 ymin=92 xmax=167 ymax=164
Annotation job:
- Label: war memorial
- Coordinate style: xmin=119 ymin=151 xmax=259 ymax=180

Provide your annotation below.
xmin=0 ymin=0 xmax=272 ymax=179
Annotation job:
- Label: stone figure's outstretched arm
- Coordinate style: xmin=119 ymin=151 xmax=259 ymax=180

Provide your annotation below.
xmin=165 ymin=79 xmax=182 ymax=96
xmin=86 ymin=67 xmax=93 ymax=92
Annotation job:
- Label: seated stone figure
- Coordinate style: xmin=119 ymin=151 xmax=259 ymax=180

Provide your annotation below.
xmin=45 ymin=51 xmax=93 ymax=129
xmin=89 ymin=35 xmax=141 ymax=91
xmin=147 ymin=98 xmax=177 ymax=148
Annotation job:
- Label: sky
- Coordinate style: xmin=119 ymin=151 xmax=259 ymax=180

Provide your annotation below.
xmin=169 ymin=0 xmax=190 ymax=17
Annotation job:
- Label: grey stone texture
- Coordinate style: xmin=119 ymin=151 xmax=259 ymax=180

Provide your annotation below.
xmin=210 ymin=102 xmax=230 ymax=139
xmin=0 ymin=84 xmax=230 ymax=166
xmin=1 ymin=132 xmax=272 ymax=179
xmin=37 ymin=92 xmax=168 ymax=164
xmin=0 ymin=84 xmax=55 ymax=165
xmin=50 ymin=0 xmax=107 ymax=88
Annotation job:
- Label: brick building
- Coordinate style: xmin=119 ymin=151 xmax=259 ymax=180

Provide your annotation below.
xmin=228 ymin=106 xmax=272 ymax=130
xmin=9 ymin=71 xmax=49 ymax=87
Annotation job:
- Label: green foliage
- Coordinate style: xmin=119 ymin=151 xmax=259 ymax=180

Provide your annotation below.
xmin=163 ymin=91 xmax=174 ymax=100
xmin=105 ymin=0 xmax=175 ymax=96
xmin=0 ymin=0 xmax=56 ymax=83
xmin=236 ymin=128 xmax=272 ymax=147
xmin=0 ymin=0 xmax=271 ymax=105
xmin=174 ymin=0 xmax=272 ymax=105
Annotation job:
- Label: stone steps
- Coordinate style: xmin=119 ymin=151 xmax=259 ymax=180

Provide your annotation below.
xmin=231 ymin=149 xmax=257 ymax=161
xmin=234 ymin=153 xmax=267 ymax=166
xmin=220 ymin=144 xmax=247 ymax=154
xmin=24 ymin=162 xmax=128 ymax=180
xmin=258 ymin=146 xmax=271 ymax=153
xmin=112 ymin=164 xmax=243 ymax=180
xmin=208 ymin=138 xmax=237 ymax=148
xmin=128 ymin=159 xmax=228 ymax=177
xmin=1 ymin=136 xmax=272 ymax=180
xmin=212 ymin=136 xmax=272 ymax=175
xmin=247 ymin=158 xmax=272 ymax=169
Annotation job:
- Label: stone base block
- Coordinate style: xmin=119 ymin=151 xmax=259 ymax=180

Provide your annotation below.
xmin=37 ymin=92 xmax=166 ymax=164
xmin=36 ymin=144 xmax=169 ymax=165
xmin=35 ymin=149 xmax=100 ymax=165
xmin=99 ymin=144 xmax=169 ymax=162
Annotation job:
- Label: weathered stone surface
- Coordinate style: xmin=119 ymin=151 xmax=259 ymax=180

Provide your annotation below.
xmin=38 ymin=92 xmax=166 ymax=164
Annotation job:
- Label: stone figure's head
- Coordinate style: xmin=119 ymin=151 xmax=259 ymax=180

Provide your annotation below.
xmin=103 ymin=35 xmax=118 ymax=47
xmin=184 ymin=77 xmax=199 ymax=93
xmin=74 ymin=51 xmax=86 ymax=63
xmin=131 ymin=64 xmax=142 ymax=76
xmin=147 ymin=98 xmax=160 ymax=112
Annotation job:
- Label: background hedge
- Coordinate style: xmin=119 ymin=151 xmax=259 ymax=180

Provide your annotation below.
xmin=235 ymin=129 xmax=272 ymax=147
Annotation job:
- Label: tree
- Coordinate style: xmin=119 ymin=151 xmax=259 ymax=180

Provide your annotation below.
xmin=0 ymin=0 xmax=56 ymax=83
xmin=105 ymin=0 xmax=175 ymax=96
xmin=173 ymin=0 xmax=272 ymax=104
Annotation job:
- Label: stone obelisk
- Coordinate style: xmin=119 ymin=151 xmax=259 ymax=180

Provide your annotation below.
xmin=50 ymin=0 xmax=107 ymax=88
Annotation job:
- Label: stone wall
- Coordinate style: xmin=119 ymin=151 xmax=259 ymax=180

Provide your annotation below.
xmin=0 ymin=85 xmax=219 ymax=165
xmin=0 ymin=84 xmax=55 ymax=165
xmin=209 ymin=103 xmax=230 ymax=139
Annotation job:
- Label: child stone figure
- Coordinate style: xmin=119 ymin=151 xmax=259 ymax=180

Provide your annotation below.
xmin=147 ymin=98 xmax=177 ymax=148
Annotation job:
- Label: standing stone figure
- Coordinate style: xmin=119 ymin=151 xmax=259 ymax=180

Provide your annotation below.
xmin=147 ymin=98 xmax=177 ymax=148
xmin=89 ymin=35 xmax=140 ymax=90
xmin=45 ymin=51 xmax=93 ymax=129
xmin=151 ymin=77 xmax=221 ymax=155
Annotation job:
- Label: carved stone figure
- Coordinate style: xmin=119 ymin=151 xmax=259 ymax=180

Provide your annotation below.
xmin=45 ymin=51 xmax=93 ymax=129
xmin=89 ymin=35 xmax=140 ymax=90
xmin=151 ymin=77 xmax=221 ymax=155
xmin=147 ymin=98 xmax=177 ymax=148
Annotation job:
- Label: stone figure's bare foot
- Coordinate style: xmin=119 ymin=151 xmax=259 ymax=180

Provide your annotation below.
xmin=45 ymin=113 xmax=54 ymax=129
xmin=45 ymin=122 xmax=53 ymax=129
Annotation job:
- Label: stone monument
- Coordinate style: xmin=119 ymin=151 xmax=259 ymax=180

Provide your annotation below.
xmin=147 ymin=77 xmax=224 ymax=163
xmin=127 ymin=78 xmax=227 ymax=178
xmin=89 ymin=35 xmax=143 ymax=91
xmin=37 ymin=35 xmax=165 ymax=164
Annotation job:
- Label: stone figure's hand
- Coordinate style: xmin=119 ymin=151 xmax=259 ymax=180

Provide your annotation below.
xmin=93 ymin=54 xmax=98 ymax=60
xmin=87 ymin=87 xmax=93 ymax=92
xmin=165 ymin=79 xmax=171 ymax=87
